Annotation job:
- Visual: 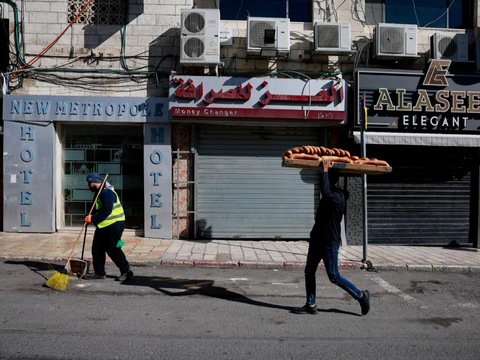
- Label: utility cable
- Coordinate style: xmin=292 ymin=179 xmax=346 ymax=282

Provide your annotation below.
xmin=8 ymin=0 xmax=94 ymax=84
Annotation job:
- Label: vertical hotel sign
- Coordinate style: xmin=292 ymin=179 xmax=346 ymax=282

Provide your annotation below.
xmin=144 ymin=124 xmax=172 ymax=238
xmin=3 ymin=122 xmax=55 ymax=232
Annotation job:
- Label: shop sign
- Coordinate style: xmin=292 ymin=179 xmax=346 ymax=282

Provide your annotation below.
xmin=169 ymin=76 xmax=346 ymax=120
xmin=3 ymin=95 xmax=169 ymax=123
xmin=356 ymin=61 xmax=480 ymax=133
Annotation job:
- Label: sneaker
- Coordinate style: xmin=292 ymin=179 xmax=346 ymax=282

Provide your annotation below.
xmin=115 ymin=270 xmax=134 ymax=282
xmin=358 ymin=290 xmax=370 ymax=315
xmin=291 ymin=304 xmax=318 ymax=315
xmin=85 ymin=273 xmax=106 ymax=280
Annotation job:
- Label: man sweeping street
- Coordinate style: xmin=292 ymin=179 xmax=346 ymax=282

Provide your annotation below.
xmin=292 ymin=160 xmax=370 ymax=315
xmin=84 ymin=172 xmax=133 ymax=282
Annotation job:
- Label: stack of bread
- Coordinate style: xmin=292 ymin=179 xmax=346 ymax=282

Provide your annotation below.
xmin=282 ymin=145 xmax=389 ymax=166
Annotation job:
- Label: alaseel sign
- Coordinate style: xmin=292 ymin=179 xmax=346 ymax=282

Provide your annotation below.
xmin=356 ymin=61 xmax=480 ymax=133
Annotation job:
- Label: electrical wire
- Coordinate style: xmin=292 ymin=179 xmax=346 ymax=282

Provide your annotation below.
xmin=351 ymin=0 xmax=368 ymax=26
xmin=0 ymin=72 xmax=7 ymax=94
xmin=353 ymin=40 xmax=373 ymax=68
xmin=325 ymin=0 xmax=350 ymax=22
xmin=120 ymin=0 xmax=150 ymax=71
xmin=421 ymin=0 xmax=456 ymax=28
xmin=8 ymin=0 xmax=94 ymax=84
xmin=4 ymin=0 xmax=172 ymax=91
xmin=155 ymin=54 xmax=178 ymax=86
xmin=0 ymin=0 xmax=26 ymax=73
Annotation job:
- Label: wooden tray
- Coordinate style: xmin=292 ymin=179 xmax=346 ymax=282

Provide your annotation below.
xmin=282 ymin=159 xmax=392 ymax=175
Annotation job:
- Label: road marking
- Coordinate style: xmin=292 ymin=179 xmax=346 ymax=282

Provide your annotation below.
xmin=452 ymin=303 xmax=479 ymax=309
xmin=229 ymin=278 xmax=248 ymax=282
xmin=271 ymin=283 xmax=299 ymax=287
xmin=367 ymin=274 xmax=423 ymax=306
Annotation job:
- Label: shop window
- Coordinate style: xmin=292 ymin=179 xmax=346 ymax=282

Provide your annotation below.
xmin=365 ymin=0 xmax=472 ymax=29
xmin=62 ymin=125 xmax=144 ymax=229
xmin=218 ymin=0 xmax=311 ymax=22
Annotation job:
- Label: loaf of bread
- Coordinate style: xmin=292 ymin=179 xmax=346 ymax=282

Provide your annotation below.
xmin=282 ymin=145 xmax=389 ymax=167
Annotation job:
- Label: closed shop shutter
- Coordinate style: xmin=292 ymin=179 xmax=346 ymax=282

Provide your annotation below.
xmin=366 ymin=145 xmax=473 ymax=244
xmin=196 ymin=125 xmax=324 ymax=239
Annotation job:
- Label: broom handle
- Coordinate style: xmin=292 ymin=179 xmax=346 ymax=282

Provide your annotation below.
xmin=65 ymin=174 xmax=109 ymax=265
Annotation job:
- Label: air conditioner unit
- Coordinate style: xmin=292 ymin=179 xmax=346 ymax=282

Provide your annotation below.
xmin=180 ymin=9 xmax=220 ymax=65
xmin=314 ymin=22 xmax=353 ymax=54
xmin=247 ymin=17 xmax=290 ymax=56
xmin=373 ymin=23 xmax=418 ymax=58
xmin=431 ymin=32 xmax=468 ymax=62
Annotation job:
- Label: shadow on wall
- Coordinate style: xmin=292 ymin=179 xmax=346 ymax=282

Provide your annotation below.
xmin=195 ymin=218 xmax=213 ymax=241
xmin=148 ymin=29 xmax=181 ymax=98
xmin=83 ymin=0 xmax=144 ymax=48
xmin=83 ymin=0 xmax=143 ymax=49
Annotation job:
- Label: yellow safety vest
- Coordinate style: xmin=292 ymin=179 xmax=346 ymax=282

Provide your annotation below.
xmin=95 ymin=190 xmax=125 ymax=228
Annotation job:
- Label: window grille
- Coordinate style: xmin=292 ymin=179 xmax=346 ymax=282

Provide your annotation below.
xmin=68 ymin=0 xmax=126 ymax=25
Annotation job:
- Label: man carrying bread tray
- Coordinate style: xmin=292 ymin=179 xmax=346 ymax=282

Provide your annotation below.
xmin=292 ymin=160 xmax=370 ymax=315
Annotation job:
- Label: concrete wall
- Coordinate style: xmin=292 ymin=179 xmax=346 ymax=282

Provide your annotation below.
xmin=5 ymin=0 xmax=479 ymax=98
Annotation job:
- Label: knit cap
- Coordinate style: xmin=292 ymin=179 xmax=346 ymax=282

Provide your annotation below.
xmin=86 ymin=172 xmax=104 ymax=183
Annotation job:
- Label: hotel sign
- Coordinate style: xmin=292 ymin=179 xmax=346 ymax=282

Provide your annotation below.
xmin=3 ymin=95 xmax=168 ymax=123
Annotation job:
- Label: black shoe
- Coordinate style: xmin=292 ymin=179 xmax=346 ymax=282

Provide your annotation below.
xmin=358 ymin=290 xmax=370 ymax=315
xmin=85 ymin=273 xmax=106 ymax=280
xmin=115 ymin=270 xmax=134 ymax=282
xmin=291 ymin=304 xmax=318 ymax=315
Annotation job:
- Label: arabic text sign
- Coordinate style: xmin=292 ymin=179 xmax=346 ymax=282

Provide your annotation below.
xmin=169 ymin=76 xmax=346 ymax=119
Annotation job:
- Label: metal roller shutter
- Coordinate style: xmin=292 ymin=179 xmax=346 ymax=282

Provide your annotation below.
xmin=366 ymin=145 xmax=473 ymax=244
xmin=196 ymin=125 xmax=324 ymax=239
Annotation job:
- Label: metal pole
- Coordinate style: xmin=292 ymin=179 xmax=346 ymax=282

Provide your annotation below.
xmin=361 ymin=131 xmax=368 ymax=262
xmin=176 ymin=125 xmax=180 ymax=239
xmin=361 ymin=92 xmax=368 ymax=262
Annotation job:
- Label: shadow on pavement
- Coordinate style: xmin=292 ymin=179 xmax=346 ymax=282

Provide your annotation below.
xmin=120 ymin=275 xmax=359 ymax=316
xmin=4 ymin=260 xmax=65 ymax=281
xmin=317 ymin=308 xmax=360 ymax=316
xmin=121 ymin=275 xmax=295 ymax=311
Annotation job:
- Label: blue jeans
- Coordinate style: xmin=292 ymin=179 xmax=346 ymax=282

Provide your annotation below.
xmin=305 ymin=243 xmax=362 ymax=305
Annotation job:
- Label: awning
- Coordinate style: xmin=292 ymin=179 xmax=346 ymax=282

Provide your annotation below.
xmin=352 ymin=131 xmax=480 ymax=147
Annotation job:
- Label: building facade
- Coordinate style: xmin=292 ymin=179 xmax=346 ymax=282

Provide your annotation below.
xmin=1 ymin=0 xmax=480 ymax=247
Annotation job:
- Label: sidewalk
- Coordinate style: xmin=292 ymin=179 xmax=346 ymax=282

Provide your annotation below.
xmin=0 ymin=231 xmax=479 ymax=273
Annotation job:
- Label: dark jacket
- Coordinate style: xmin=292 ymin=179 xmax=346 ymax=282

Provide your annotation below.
xmin=309 ymin=172 xmax=348 ymax=246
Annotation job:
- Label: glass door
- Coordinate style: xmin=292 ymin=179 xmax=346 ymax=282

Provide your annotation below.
xmin=62 ymin=124 xmax=144 ymax=229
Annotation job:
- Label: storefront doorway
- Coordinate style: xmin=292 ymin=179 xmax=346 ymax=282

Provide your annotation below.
xmin=62 ymin=124 xmax=144 ymax=229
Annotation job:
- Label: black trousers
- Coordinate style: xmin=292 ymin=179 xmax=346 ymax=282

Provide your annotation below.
xmin=92 ymin=221 xmax=130 ymax=276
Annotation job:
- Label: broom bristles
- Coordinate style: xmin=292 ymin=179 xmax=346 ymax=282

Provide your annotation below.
xmin=45 ymin=271 xmax=69 ymax=291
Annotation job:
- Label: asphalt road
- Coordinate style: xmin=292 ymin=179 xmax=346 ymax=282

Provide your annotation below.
xmin=0 ymin=259 xmax=479 ymax=360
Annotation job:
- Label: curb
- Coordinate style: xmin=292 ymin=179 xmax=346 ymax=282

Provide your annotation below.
xmin=1 ymin=255 xmax=478 ymax=273
xmin=372 ymin=263 xmax=477 ymax=273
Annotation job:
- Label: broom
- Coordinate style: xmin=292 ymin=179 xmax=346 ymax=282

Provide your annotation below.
xmin=45 ymin=174 xmax=108 ymax=291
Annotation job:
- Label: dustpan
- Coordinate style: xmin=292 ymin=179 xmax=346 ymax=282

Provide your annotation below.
xmin=67 ymin=224 xmax=90 ymax=278
xmin=68 ymin=225 xmax=90 ymax=278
